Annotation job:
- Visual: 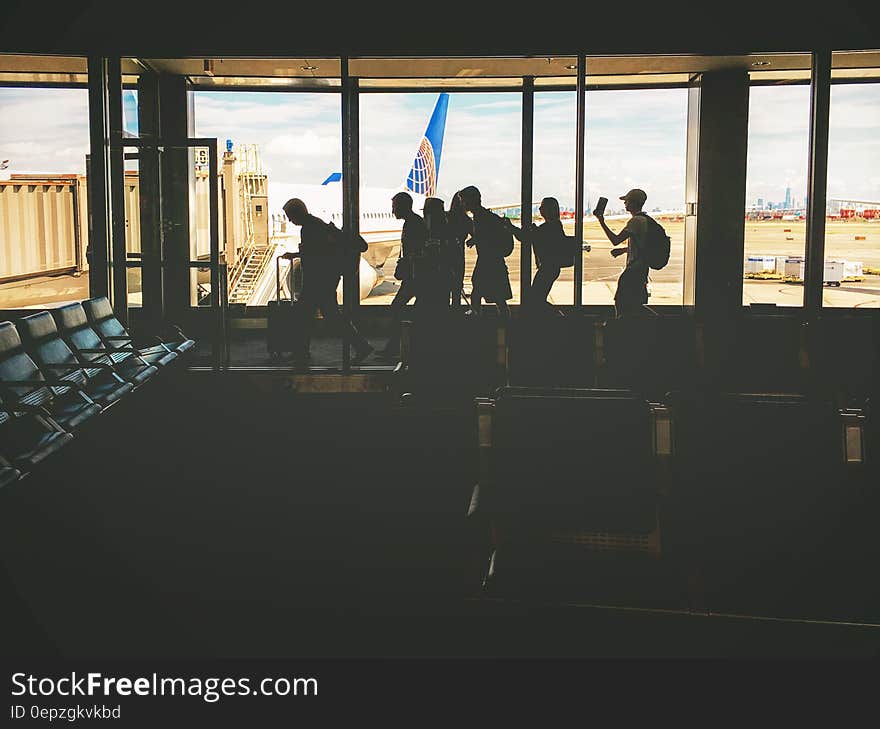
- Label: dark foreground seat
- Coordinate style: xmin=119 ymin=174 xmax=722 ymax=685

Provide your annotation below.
xmin=52 ymin=303 xmax=158 ymax=387
xmin=83 ymin=296 xmax=194 ymax=367
xmin=507 ymin=313 xmax=597 ymax=387
xmin=395 ymin=311 xmax=506 ymax=406
xmin=804 ymin=316 xmax=877 ymax=407
xmin=701 ymin=315 xmax=807 ymax=392
xmin=0 ymin=321 xmax=101 ymax=433
xmin=598 ymin=315 xmax=697 ymax=399
xmin=17 ymin=312 xmax=134 ymax=409
xmin=470 ymin=386 xmax=668 ymax=601
xmin=667 ymin=390 xmax=867 ymax=620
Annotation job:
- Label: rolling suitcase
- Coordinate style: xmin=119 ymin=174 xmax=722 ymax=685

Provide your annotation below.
xmin=267 ymin=255 xmax=307 ymax=359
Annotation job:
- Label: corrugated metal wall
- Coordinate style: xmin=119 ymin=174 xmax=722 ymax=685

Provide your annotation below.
xmin=0 ymin=181 xmax=80 ymax=281
xmin=1 ymin=172 xmax=221 ymax=283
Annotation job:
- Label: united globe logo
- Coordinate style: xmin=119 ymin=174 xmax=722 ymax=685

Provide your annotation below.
xmin=406 ymin=137 xmax=437 ymax=197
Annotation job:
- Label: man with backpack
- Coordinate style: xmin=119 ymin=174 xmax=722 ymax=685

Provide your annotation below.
xmin=459 ymin=185 xmax=513 ymax=318
xmin=595 ymin=188 xmax=670 ymax=318
xmin=281 ymin=198 xmax=374 ymax=365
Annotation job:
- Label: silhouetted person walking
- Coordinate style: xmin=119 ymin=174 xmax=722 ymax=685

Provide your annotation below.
xmin=505 ymin=197 xmax=572 ymax=313
xmin=459 ymin=185 xmax=513 ymax=317
xmin=422 ymin=197 xmax=456 ymax=309
xmin=446 ymin=190 xmax=472 ymax=306
xmin=596 ymin=188 xmax=650 ymax=318
xmin=379 ymin=191 xmax=428 ymax=359
xmin=282 ymin=198 xmax=374 ymax=364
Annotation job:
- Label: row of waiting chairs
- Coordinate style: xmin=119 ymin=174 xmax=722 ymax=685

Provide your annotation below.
xmin=395 ymin=312 xmax=879 ymax=406
xmin=468 ymin=386 xmax=875 ymax=619
xmin=0 ymin=297 xmax=194 ymax=487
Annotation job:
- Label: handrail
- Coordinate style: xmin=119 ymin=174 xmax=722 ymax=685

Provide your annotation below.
xmin=227 ymin=233 xmax=257 ymax=293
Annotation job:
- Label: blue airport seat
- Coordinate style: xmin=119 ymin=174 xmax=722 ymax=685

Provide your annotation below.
xmin=16 ymin=312 xmax=134 ymax=410
xmin=51 ymin=303 xmax=158 ymax=388
xmin=0 ymin=402 xmax=71 ymax=471
xmin=83 ymin=296 xmax=195 ymax=365
xmin=0 ymin=321 xmax=101 ymax=433
xmin=0 ymin=355 xmax=73 ymax=472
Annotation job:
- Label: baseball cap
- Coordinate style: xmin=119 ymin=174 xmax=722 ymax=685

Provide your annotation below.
xmin=619 ymin=188 xmax=647 ymax=207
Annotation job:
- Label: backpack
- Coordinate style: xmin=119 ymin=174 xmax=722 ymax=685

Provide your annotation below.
xmin=488 ymin=212 xmax=514 ymax=257
xmin=534 ymin=222 xmax=578 ymax=268
xmin=636 ymin=213 xmax=671 ymax=270
xmin=558 ymin=236 xmax=581 ymax=268
xmin=325 ymin=222 xmax=368 ymax=276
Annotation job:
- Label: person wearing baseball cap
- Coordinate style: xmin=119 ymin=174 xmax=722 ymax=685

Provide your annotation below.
xmin=594 ymin=188 xmax=650 ymax=317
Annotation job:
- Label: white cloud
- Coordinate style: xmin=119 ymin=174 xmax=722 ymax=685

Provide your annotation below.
xmin=2 ymin=83 xmax=876 ymax=212
xmin=0 ymin=89 xmax=89 ymax=173
xmin=265 ymin=131 xmax=333 ymax=158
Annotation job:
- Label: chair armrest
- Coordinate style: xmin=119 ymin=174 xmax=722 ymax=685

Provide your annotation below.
xmin=167 ymin=323 xmax=189 ymax=342
xmin=143 ymin=335 xmax=174 ymax=353
xmin=1 ymin=377 xmax=89 ymax=397
xmin=75 ymin=360 xmax=119 ymax=371
xmin=41 ymin=364 xmax=88 ymax=374
xmin=0 ymin=379 xmax=55 ymax=389
xmin=467 ymin=482 xmax=488 ymax=518
xmin=0 ymin=399 xmax=48 ymax=415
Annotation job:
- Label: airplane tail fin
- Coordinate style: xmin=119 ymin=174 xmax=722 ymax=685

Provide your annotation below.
xmin=122 ymin=90 xmax=139 ymax=138
xmin=405 ymin=92 xmax=449 ymax=198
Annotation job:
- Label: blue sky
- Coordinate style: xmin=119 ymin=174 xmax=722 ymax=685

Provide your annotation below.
xmin=2 ymin=84 xmax=878 ymax=213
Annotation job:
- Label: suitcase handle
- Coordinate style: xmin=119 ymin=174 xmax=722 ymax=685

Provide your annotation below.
xmin=277 ymin=255 xmax=293 ymax=302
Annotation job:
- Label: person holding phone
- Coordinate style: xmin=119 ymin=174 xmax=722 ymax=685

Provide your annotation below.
xmin=595 ymin=188 xmax=650 ymax=318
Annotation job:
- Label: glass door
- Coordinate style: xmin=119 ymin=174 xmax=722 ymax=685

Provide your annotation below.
xmin=110 ymin=136 xmax=227 ymax=369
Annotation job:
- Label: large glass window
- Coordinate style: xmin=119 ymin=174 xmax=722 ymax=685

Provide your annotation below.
xmin=582 ymin=88 xmax=688 ymax=307
xmin=534 ymin=91 xmax=576 ymax=305
xmin=193 ymin=91 xmax=342 ymax=307
xmin=822 ymin=53 xmax=880 ymax=308
xmin=359 ymin=92 xmax=522 ymax=304
xmin=0 ymin=85 xmax=91 ymax=309
xmin=743 ymin=85 xmax=810 ymax=307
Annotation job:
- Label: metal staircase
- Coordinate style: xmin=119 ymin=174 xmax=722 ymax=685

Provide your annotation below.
xmin=228 ymin=245 xmax=274 ymax=305
xmin=225 ymin=144 xmax=271 ymax=306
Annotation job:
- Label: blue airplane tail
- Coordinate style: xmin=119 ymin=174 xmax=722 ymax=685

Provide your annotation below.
xmin=405 ymin=92 xmax=449 ymax=197
xmin=318 ymin=92 xmax=449 ymax=191
xmin=122 ymin=90 xmax=139 ymax=138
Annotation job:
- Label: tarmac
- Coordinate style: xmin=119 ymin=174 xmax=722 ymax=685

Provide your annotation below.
xmin=2 ymin=220 xmax=878 ymax=310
